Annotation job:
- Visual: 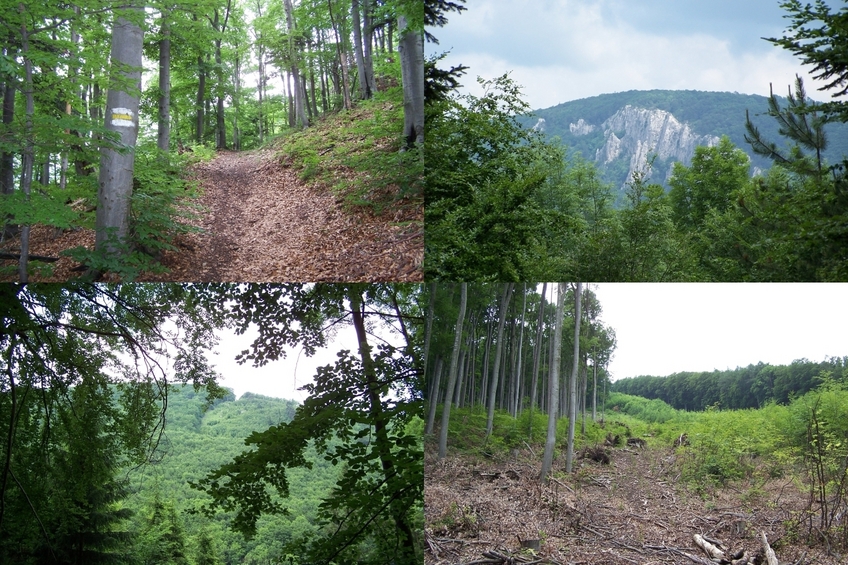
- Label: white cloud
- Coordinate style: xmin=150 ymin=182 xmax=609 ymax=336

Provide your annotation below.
xmin=435 ymin=0 xmax=829 ymax=109
xmin=592 ymin=283 xmax=848 ymax=382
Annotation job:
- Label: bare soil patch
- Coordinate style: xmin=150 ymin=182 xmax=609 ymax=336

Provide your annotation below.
xmin=0 ymin=148 xmax=422 ymax=282
xmin=425 ymin=444 xmax=839 ymax=565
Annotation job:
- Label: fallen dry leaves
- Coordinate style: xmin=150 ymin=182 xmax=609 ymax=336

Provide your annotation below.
xmin=425 ymin=443 xmax=839 ymax=565
xmin=0 ymin=148 xmax=422 ymax=282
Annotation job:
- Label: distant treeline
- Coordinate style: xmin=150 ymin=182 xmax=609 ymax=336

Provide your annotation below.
xmin=611 ymin=357 xmax=848 ymax=411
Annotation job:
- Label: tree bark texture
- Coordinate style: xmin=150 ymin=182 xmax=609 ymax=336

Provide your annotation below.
xmin=540 ymin=283 xmax=566 ymax=482
xmin=438 ymin=283 xmax=466 ymax=459
xmin=157 ymin=17 xmax=171 ymax=153
xmin=565 ymin=283 xmax=583 ymax=473
xmin=95 ymin=10 xmax=143 ymax=258
xmin=398 ymin=14 xmax=423 ymax=147
xmin=485 ymin=283 xmax=513 ymax=439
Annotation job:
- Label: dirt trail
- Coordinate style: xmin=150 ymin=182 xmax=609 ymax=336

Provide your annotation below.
xmin=0 ymin=149 xmax=422 ymax=281
xmin=153 ymin=149 xmax=422 ymax=281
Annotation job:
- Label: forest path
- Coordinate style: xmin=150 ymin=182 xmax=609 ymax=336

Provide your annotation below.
xmin=151 ymin=149 xmax=423 ymax=281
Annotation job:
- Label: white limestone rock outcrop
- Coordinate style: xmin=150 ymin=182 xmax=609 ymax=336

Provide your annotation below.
xmin=586 ymin=105 xmax=720 ymax=189
xmin=569 ymin=118 xmax=595 ymax=135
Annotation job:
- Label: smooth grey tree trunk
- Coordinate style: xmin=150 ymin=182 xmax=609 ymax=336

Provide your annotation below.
xmin=592 ymin=349 xmax=598 ymax=421
xmin=96 ymin=10 xmax=143 ymax=258
xmin=565 ymin=283 xmax=583 ymax=473
xmin=157 ymin=16 xmax=171 ymax=154
xmin=397 ymin=14 xmax=423 ymax=147
xmin=196 ymin=54 xmax=205 ymax=142
xmin=514 ymin=285 xmax=527 ymax=417
xmin=540 ymin=283 xmax=566 ymax=482
xmin=361 ymin=0 xmax=376 ymax=94
xmin=438 ymin=283 xmax=466 ymax=459
xmin=351 ymin=0 xmax=372 ymax=100
xmin=424 ymin=356 xmax=442 ymax=435
xmin=284 ymin=0 xmax=308 ymax=128
xmin=485 ymin=283 xmax=513 ymax=439
xmin=529 ymin=282 xmax=547 ymax=414
xmin=18 ymin=19 xmax=35 ymax=283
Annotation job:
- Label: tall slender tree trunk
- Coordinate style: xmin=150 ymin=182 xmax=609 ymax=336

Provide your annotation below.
xmin=438 ymin=283 xmax=466 ymax=459
xmin=157 ymin=15 xmax=171 ymax=155
xmin=514 ymin=285 xmax=527 ymax=417
xmin=351 ymin=0 xmax=371 ymax=100
xmin=425 ymin=356 xmax=442 ymax=435
xmin=529 ymin=282 xmax=547 ymax=415
xmin=397 ymin=14 xmax=423 ymax=147
xmin=18 ymin=9 xmax=35 ymax=282
xmin=349 ymin=289 xmax=418 ymax=562
xmin=592 ymin=349 xmax=598 ymax=421
xmin=95 ymin=6 xmax=144 ymax=261
xmin=196 ymin=55 xmax=205 ymax=142
xmin=565 ymin=283 xmax=583 ymax=474
xmin=284 ymin=0 xmax=309 ymax=128
xmin=326 ymin=0 xmax=351 ymax=110
xmin=361 ymin=0 xmax=376 ymax=93
xmin=485 ymin=283 xmax=513 ymax=439
xmin=540 ymin=283 xmax=566 ymax=482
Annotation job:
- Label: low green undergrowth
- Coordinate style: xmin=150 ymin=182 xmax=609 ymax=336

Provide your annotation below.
xmin=273 ymin=66 xmax=422 ymax=213
xmin=435 ymin=375 xmax=848 ymax=549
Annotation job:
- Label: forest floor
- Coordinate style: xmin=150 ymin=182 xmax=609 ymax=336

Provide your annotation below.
xmin=425 ymin=443 xmax=841 ymax=565
xmin=146 ymin=148 xmax=422 ymax=281
xmin=0 ymin=147 xmax=422 ymax=282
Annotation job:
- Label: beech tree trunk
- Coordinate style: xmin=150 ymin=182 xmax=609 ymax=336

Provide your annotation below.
xmin=540 ymin=283 xmax=566 ymax=482
xmin=157 ymin=16 xmax=171 ymax=154
xmin=349 ymin=290 xmax=418 ymax=563
xmin=95 ymin=9 xmax=143 ymax=259
xmin=196 ymin=55 xmax=205 ymax=142
xmin=565 ymin=283 xmax=583 ymax=473
xmin=18 ymin=12 xmax=35 ymax=282
xmin=397 ymin=14 xmax=423 ymax=147
xmin=351 ymin=0 xmax=372 ymax=100
xmin=284 ymin=0 xmax=308 ymax=128
xmin=438 ymin=283 xmax=466 ymax=459
xmin=529 ymin=282 xmax=547 ymax=414
xmin=485 ymin=284 xmax=513 ymax=439
xmin=1 ymin=70 xmax=15 ymax=197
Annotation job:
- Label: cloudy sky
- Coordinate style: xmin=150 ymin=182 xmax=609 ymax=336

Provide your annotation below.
xmin=590 ymin=283 xmax=848 ymax=381
xmin=430 ymin=0 xmax=841 ymax=110
xmin=211 ymin=326 xmax=360 ymax=401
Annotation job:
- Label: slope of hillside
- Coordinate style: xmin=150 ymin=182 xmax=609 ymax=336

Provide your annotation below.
xmin=126 ymin=386 xmax=338 ymax=564
xmin=526 ymin=90 xmax=848 ymax=194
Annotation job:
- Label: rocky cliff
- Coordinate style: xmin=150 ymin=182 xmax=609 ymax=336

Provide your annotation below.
xmin=526 ymin=89 xmax=848 ymax=200
xmin=583 ymin=105 xmax=720 ymax=188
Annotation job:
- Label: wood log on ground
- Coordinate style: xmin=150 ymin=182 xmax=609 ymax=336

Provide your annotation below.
xmin=626 ymin=437 xmax=646 ymax=448
xmin=694 ymin=533 xmax=727 ymax=561
xmin=759 ymin=531 xmax=779 ymax=565
xmin=0 ymin=252 xmax=59 ymax=262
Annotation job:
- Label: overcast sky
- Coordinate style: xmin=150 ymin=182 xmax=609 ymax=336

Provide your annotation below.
xmin=210 ymin=326 xmax=360 ymax=401
xmin=590 ymin=283 xmax=848 ymax=381
xmin=430 ymin=0 xmax=841 ymax=110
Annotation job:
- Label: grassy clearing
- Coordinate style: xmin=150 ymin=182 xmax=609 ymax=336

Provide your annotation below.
xmin=431 ymin=379 xmax=848 ymax=550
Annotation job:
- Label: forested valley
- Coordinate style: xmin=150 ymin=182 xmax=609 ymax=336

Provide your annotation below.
xmin=0 ymin=283 xmax=424 ymax=564
xmin=0 ymin=0 xmax=424 ymax=282
xmin=426 ymin=1 xmax=848 ymax=281
xmin=424 ymin=283 xmax=848 ymax=565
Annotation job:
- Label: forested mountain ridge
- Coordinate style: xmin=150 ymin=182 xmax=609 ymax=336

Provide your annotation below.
xmin=526 ymin=90 xmax=848 ymax=196
xmin=611 ymin=356 xmax=848 ymax=411
xmin=127 ymin=386 xmax=338 ymax=565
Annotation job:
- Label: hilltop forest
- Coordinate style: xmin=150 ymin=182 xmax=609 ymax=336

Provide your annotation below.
xmin=426 ymin=0 xmax=848 ymax=281
xmin=0 ymin=0 xmax=424 ymax=281
xmin=0 ymin=283 xmax=424 ymax=564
